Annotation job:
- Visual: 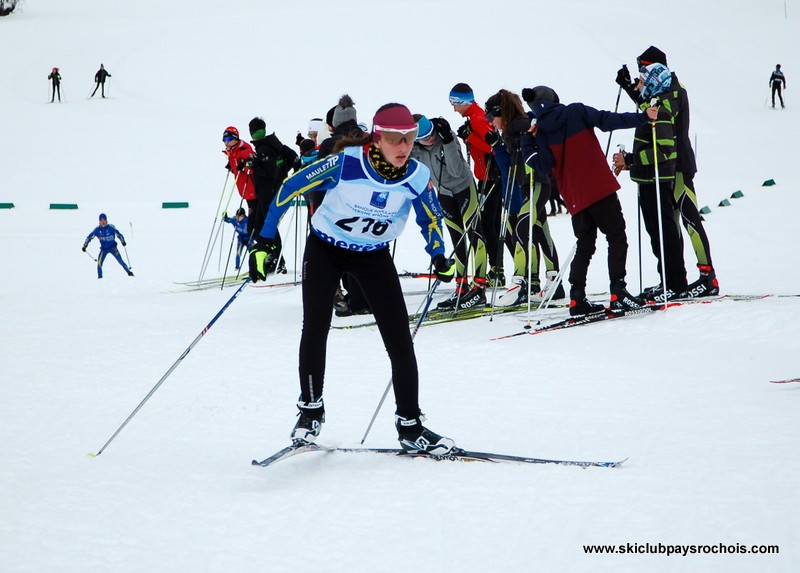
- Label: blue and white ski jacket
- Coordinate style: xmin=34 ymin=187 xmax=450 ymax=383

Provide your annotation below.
xmin=84 ymin=224 xmax=125 ymax=251
xmin=259 ymin=146 xmax=447 ymax=257
xmin=223 ymin=215 xmax=249 ymax=242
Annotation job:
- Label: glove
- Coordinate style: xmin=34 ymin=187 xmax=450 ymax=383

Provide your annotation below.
xmin=121 ymin=241 xmax=127 ymax=246
xmin=432 ymin=254 xmax=455 ymax=283
xmin=236 ymin=158 xmax=246 ymax=170
xmin=295 ymin=132 xmax=304 ymax=146
xmin=248 ymin=237 xmax=278 ymax=282
xmin=431 ymin=118 xmax=454 ymax=144
xmin=81 ymin=245 xmax=87 ymax=252
xmin=615 ymin=65 xmax=631 ymax=88
xmin=222 ymin=211 xmax=228 ymax=219
xmin=456 ymin=121 xmax=472 ymax=141
xmin=485 ymin=130 xmax=501 ymax=148
xmin=224 ymin=162 xmax=231 ymax=171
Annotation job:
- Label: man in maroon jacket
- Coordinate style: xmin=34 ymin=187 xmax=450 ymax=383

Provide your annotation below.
xmin=521 ymin=86 xmax=656 ymax=316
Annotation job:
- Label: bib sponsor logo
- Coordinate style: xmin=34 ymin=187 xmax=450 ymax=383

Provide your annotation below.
xmin=369 ymin=191 xmax=389 ymax=209
xmin=306 ymin=155 xmax=339 ymax=181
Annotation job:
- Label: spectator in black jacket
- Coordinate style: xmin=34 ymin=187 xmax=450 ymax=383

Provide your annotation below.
xmin=91 ymin=64 xmax=111 ymax=98
xmin=615 ymin=46 xmax=719 ymax=298
xmin=248 ymin=117 xmax=298 ymax=274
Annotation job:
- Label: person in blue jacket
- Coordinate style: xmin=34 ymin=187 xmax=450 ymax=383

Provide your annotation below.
xmin=249 ymin=103 xmax=457 ymax=456
xmin=222 ymin=207 xmax=249 ymax=270
xmin=82 ymin=213 xmax=133 ymax=278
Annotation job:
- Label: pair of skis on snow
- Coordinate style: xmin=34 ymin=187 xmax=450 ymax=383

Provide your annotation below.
xmin=251 ymin=442 xmax=626 ymax=470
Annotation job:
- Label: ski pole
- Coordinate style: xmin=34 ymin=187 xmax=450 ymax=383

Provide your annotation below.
xmin=489 ymin=151 xmax=518 ymax=313
xmin=197 ymin=171 xmax=232 ymax=283
xmin=604 ymin=83 xmax=624 ymax=157
xmin=360 ymin=278 xmax=443 ymax=445
xmin=89 ymin=278 xmax=251 ymax=457
xmin=122 ymin=244 xmax=133 ymax=270
xmin=84 ymin=249 xmax=97 ymax=262
xmin=650 ymin=101 xmax=669 ymax=306
xmin=521 ymin=241 xmax=576 ymax=330
xmin=618 ymin=141 xmax=642 ymax=292
xmin=525 ymin=170 xmax=535 ymax=317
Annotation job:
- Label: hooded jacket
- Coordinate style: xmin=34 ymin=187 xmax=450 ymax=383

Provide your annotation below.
xmin=525 ymin=101 xmax=647 ymax=215
xmin=250 ymin=133 xmax=298 ymax=203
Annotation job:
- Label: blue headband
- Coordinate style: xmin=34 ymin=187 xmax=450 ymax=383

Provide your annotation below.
xmin=449 ymin=90 xmax=475 ymax=106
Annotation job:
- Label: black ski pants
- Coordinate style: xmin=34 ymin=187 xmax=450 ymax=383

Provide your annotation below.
xmin=298 ymin=233 xmax=420 ymax=419
xmin=638 ymin=181 xmax=688 ymax=292
xmin=91 ymin=81 xmax=106 ymax=97
xmin=568 ymin=192 xmax=629 ymax=296
xmin=772 ymin=83 xmax=784 ymax=107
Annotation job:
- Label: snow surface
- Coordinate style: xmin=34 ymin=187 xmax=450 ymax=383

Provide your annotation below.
xmin=1 ymin=1 xmax=799 ymax=571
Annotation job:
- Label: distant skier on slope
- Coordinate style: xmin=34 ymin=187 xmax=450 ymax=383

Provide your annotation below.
xmin=48 ymin=67 xmax=62 ymax=103
xmin=82 ymin=213 xmax=133 ymax=278
xmin=90 ymin=64 xmax=111 ymax=98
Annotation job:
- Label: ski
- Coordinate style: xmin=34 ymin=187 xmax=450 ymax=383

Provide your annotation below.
xmin=332 ymin=447 xmax=626 ymax=468
xmin=770 ymin=378 xmax=800 ymax=384
xmin=251 ymin=442 xmax=325 ymax=467
xmin=174 ymin=274 xmax=245 ymax=287
xmin=332 ymin=300 xmax=570 ymax=330
xmin=252 ymin=443 xmax=624 ymax=469
xmin=492 ymin=293 xmax=798 ymax=341
xmin=250 ymin=279 xmax=301 ymax=289
xmin=492 ymin=303 xmax=671 ymax=341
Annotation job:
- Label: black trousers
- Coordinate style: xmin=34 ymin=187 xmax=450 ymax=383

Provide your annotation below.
xmin=569 ymin=192 xmax=629 ymax=295
xmin=772 ymin=84 xmax=784 ymax=107
xmin=298 ymin=233 xmax=420 ymax=418
xmin=638 ymin=181 xmax=688 ymax=292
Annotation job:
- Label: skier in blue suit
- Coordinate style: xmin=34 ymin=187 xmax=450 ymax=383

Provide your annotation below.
xmin=82 ymin=213 xmax=133 ymax=278
xmin=222 ymin=207 xmax=250 ymax=270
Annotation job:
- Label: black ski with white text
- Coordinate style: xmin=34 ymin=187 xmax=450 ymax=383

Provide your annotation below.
xmin=251 ymin=442 xmax=625 ymax=469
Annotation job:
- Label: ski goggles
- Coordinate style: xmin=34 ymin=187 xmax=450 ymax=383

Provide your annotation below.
xmin=222 ymin=136 xmax=237 ymax=143
xmin=637 ymin=59 xmax=654 ymax=74
xmin=374 ymin=126 xmax=418 ymax=145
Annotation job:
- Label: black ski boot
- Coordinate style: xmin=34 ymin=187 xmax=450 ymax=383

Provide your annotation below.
xmin=681 ymin=265 xmax=719 ymax=298
xmin=569 ymin=289 xmax=605 ymax=317
xmin=395 ymin=414 xmax=456 ymax=455
xmin=609 ymin=281 xmax=646 ymax=310
xmin=291 ymin=399 xmax=324 ymax=443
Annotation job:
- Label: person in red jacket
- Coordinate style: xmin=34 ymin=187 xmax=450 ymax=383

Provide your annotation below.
xmin=521 ymin=86 xmax=655 ymax=316
xmin=222 ymin=126 xmax=257 ymax=215
xmin=449 ymin=83 xmax=505 ymax=287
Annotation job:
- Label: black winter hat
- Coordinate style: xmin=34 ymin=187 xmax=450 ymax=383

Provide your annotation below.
xmin=299 ymin=139 xmax=316 ymax=154
xmin=325 ymin=105 xmax=336 ymax=128
xmin=521 ymin=86 xmax=560 ymax=106
xmin=637 ymin=46 xmax=668 ymax=69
